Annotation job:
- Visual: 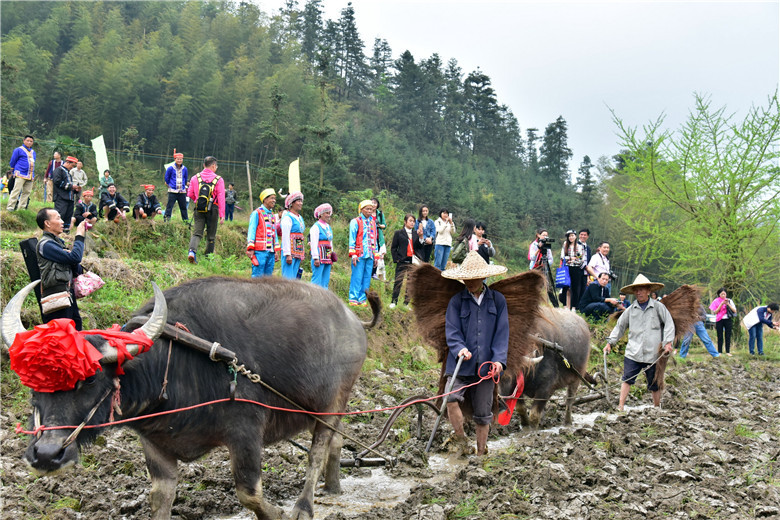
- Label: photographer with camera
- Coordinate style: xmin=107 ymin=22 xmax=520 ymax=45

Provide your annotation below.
xmin=529 ymin=228 xmax=558 ymax=307
xmin=587 ymin=241 xmax=612 ymax=289
xmin=529 ymin=228 xmax=555 ymax=270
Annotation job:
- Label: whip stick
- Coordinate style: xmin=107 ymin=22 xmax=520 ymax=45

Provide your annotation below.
xmin=425 ymin=354 xmax=464 ymax=453
xmin=603 ymin=348 xmax=611 ymax=406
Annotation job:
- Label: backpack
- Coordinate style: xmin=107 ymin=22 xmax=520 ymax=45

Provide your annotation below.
xmin=195 ymin=173 xmax=220 ymax=213
xmin=451 ymin=238 xmax=467 ymax=264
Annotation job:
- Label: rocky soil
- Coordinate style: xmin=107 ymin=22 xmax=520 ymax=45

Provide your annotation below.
xmin=2 ymin=354 xmax=778 ymax=520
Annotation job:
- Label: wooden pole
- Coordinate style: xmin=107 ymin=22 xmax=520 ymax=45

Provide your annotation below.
xmin=246 ymin=161 xmax=253 ymax=211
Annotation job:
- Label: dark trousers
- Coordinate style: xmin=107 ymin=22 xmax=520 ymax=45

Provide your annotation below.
xmin=225 ymin=203 xmax=235 ymax=221
xmin=583 ymin=302 xmax=613 ymax=319
xmin=54 ymin=198 xmax=74 ymax=231
xmin=165 ymin=192 xmax=189 ymax=221
xmin=42 ymin=287 xmax=82 ymax=330
xmin=391 ymin=262 xmax=412 ymax=304
xmin=568 ymin=267 xmax=586 ymax=308
xmin=716 ymin=318 xmax=733 ymax=353
xmin=419 ymin=243 xmax=434 ymax=263
xmin=189 ymin=206 xmax=219 ymax=255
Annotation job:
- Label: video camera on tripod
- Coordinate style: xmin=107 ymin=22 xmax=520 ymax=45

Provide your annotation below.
xmin=538 ymin=237 xmax=557 ymax=250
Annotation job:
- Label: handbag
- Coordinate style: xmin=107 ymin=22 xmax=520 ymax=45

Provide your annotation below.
xmin=725 ymin=300 xmax=737 ymax=319
xmin=73 ymin=271 xmax=104 ymax=299
xmin=555 ymin=264 xmax=571 ymax=288
xmin=41 ymin=291 xmax=72 ymax=314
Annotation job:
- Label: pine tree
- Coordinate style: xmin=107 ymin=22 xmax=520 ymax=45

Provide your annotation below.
xmin=576 ymin=155 xmax=596 ymax=207
xmin=335 ymin=2 xmax=369 ymax=100
xmin=369 ymin=38 xmax=392 ymax=99
xmin=300 ymin=0 xmax=324 ymax=64
xmin=526 ymin=128 xmax=540 ymax=175
xmin=539 ymin=116 xmax=573 ymax=183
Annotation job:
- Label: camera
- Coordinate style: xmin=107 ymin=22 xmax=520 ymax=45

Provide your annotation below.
xmin=608 ymin=270 xmax=617 ymax=280
xmin=539 ymin=237 xmax=556 ymax=249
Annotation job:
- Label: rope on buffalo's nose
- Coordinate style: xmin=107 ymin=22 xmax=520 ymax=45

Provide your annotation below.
xmin=62 ymin=387 xmax=113 ymax=448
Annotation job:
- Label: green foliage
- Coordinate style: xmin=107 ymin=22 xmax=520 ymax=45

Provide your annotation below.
xmin=53 ymin=497 xmax=81 ymax=511
xmin=0 ymin=0 xmax=582 ymax=277
xmin=610 ymin=93 xmax=780 ymax=302
xmin=453 ymin=495 xmax=483 ymax=518
xmin=733 ymin=423 xmax=760 ymax=439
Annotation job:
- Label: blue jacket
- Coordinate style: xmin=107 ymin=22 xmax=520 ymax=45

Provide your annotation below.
xmin=164 ymin=164 xmax=189 ymax=191
xmin=756 ymin=306 xmax=776 ymax=328
xmin=9 ymin=145 xmax=36 ymax=180
xmin=414 ymin=218 xmax=436 ymax=244
xmin=445 ymin=285 xmax=509 ymax=378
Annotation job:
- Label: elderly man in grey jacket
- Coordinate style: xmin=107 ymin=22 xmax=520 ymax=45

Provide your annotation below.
xmin=604 ymin=274 xmax=675 ymax=411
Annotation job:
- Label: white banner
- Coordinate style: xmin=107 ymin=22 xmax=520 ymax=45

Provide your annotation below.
xmin=91 ymin=135 xmax=110 ymax=176
xmin=288 ymin=158 xmax=300 ymax=194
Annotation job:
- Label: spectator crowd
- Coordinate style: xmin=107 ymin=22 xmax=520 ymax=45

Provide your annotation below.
xmin=7 ymin=136 xmax=779 ymax=354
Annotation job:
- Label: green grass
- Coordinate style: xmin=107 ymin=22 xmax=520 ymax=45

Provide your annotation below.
xmin=452 ymin=495 xmax=483 ymax=518
xmin=53 ymin=497 xmax=81 ymax=511
xmin=734 ymin=423 xmax=760 ymax=439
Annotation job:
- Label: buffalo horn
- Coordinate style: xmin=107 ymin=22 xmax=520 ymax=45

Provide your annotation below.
xmin=1 ymin=280 xmax=40 ymax=349
xmin=523 ymin=354 xmax=544 ymax=364
xmin=102 ymin=282 xmax=168 ymax=363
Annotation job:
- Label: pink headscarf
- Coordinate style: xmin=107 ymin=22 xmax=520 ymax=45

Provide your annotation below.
xmin=314 ymin=203 xmax=332 ymax=220
xmin=285 ymin=191 xmax=303 ymax=209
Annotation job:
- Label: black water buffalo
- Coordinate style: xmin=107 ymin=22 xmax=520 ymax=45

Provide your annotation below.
xmin=2 ymin=277 xmax=378 ymax=520
xmin=500 ymin=307 xmax=593 ymax=428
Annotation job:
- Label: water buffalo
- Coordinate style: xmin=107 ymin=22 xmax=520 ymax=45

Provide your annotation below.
xmin=500 ymin=307 xmax=594 ymax=428
xmin=2 ymin=277 xmax=378 ymax=520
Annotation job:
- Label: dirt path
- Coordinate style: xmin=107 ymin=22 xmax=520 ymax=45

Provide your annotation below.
xmin=2 ymin=357 xmax=778 ymax=520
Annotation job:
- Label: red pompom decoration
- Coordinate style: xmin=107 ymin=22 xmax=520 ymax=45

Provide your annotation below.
xmin=9 ymin=319 xmax=103 ymax=393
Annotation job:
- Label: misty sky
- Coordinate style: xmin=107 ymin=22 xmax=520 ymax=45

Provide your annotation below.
xmin=261 ymin=0 xmax=779 ymax=180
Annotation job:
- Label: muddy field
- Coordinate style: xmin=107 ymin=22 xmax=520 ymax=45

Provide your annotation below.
xmin=1 ymin=353 xmax=779 ymax=520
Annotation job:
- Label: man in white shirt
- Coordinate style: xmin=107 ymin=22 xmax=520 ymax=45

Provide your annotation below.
xmin=587 ymin=241 xmax=611 ymax=284
xmin=69 ymin=161 xmax=88 ymax=195
xmin=603 ymin=274 xmax=675 ymax=411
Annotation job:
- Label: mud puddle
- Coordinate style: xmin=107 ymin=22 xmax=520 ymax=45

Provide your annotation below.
xmin=215 ymin=410 xmax=619 ymax=520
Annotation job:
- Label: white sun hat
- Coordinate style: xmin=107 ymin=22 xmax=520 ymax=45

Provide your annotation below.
xmin=620 ymin=273 xmax=665 ymax=295
xmin=440 ymin=250 xmax=507 ymax=280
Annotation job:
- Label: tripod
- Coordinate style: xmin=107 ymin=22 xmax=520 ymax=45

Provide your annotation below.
xmin=538 ymin=249 xmax=559 ymax=308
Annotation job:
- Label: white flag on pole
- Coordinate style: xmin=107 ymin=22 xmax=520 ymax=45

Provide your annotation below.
xmin=91 ymin=135 xmax=110 ymax=175
xmin=288 ymin=158 xmax=300 ymax=194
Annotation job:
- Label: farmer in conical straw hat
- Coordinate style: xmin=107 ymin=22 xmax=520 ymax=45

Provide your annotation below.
xmin=603 ymin=274 xmax=675 ymax=411
xmin=441 ymin=251 xmax=508 ymax=456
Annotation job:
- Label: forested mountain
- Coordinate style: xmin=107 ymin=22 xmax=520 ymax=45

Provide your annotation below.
xmin=1 ymin=0 xmax=594 ymax=261
xmin=6 ymin=1 xmax=776 ymax=302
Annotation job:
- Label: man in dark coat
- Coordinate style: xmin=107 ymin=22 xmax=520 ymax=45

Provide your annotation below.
xmin=35 ymin=207 xmax=89 ymax=330
xmin=72 ymin=189 xmax=98 ymax=229
xmin=578 ymin=272 xmax=619 ymax=319
xmin=51 ymin=156 xmax=79 ymax=232
xmin=99 ymin=183 xmax=130 ymax=222
xmin=134 ymin=185 xmax=163 ymax=220
xmin=441 ymin=251 xmax=509 ymax=456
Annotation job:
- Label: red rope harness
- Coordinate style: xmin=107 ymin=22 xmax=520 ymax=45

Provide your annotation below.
xmin=16 ymin=362 xmax=503 ymax=436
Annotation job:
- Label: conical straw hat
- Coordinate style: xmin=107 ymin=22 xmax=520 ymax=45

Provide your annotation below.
xmin=620 ymin=273 xmax=664 ymax=295
xmin=441 ymin=250 xmax=507 ymax=280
